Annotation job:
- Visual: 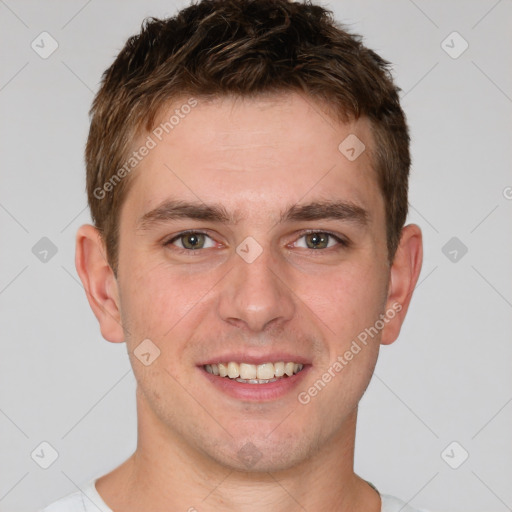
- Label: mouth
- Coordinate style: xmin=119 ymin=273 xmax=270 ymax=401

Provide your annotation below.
xmin=199 ymin=359 xmax=310 ymax=402
xmin=204 ymin=361 xmax=304 ymax=384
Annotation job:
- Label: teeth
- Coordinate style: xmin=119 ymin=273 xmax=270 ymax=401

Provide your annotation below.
xmin=218 ymin=363 xmax=228 ymax=377
xmin=274 ymin=361 xmax=285 ymax=377
xmin=204 ymin=361 xmax=304 ymax=381
xmin=236 ymin=377 xmax=278 ymax=384
xmin=257 ymin=363 xmax=275 ymax=380
xmin=284 ymin=362 xmax=295 ymax=376
xmin=227 ymin=362 xmax=239 ymax=379
xmin=240 ymin=363 xmax=257 ymax=380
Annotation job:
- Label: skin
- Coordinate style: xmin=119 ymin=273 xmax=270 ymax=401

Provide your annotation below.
xmin=76 ymin=92 xmax=422 ymax=512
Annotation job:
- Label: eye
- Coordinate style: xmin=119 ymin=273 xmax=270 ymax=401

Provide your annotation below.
xmin=294 ymin=231 xmax=347 ymax=250
xmin=166 ymin=231 xmax=216 ymax=250
xmin=164 ymin=230 xmax=348 ymax=253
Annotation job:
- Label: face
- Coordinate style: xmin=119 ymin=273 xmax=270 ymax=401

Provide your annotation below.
xmin=114 ymin=93 xmax=393 ymax=472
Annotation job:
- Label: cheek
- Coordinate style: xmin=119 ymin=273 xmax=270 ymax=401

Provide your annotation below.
xmin=300 ymin=261 xmax=387 ymax=342
xmin=119 ymin=257 xmax=223 ymax=354
xmin=119 ymin=262 xmax=184 ymax=339
xmin=119 ymin=266 xmax=204 ymax=393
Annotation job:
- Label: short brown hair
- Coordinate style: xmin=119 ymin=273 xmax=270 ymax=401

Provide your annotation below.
xmin=86 ymin=0 xmax=410 ymax=275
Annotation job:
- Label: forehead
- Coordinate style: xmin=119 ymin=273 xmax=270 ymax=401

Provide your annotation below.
xmin=120 ymin=92 xmax=382 ymax=224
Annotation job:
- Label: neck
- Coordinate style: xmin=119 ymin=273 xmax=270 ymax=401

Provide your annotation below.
xmin=95 ymin=389 xmax=381 ymax=512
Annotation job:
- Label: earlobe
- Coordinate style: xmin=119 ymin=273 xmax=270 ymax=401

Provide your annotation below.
xmin=380 ymin=224 xmax=423 ymax=345
xmin=75 ymin=224 xmax=125 ymax=343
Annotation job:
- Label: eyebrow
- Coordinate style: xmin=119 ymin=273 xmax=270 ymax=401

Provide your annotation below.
xmin=136 ymin=199 xmax=369 ymax=231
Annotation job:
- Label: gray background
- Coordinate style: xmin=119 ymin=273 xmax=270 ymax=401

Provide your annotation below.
xmin=1 ymin=1 xmax=511 ymax=511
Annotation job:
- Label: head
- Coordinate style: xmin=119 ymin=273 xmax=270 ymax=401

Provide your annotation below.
xmin=76 ymin=0 xmax=422 ymax=473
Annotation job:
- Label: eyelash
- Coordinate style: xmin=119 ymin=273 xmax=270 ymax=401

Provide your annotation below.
xmin=164 ymin=229 xmax=349 ymax=253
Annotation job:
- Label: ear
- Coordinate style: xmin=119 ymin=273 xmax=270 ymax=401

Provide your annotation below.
xmin=75 ymin=224 xmax=125 ymax=343
xmin=380 ymin=224 xmax=423 ymax=345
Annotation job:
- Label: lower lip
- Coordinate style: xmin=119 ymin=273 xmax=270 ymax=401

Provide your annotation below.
xmin=199 ymin=365 xmax=311 ymax=402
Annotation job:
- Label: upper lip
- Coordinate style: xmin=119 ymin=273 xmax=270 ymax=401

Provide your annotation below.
xmin=198 ymin=352 xmax=311 ymax=366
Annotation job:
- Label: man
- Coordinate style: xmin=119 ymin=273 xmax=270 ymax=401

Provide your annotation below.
xmin=41 ymin=0 xmax=426 ymax=510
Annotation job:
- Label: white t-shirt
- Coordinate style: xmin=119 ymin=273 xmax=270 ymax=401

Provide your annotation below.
xmin=39 ymin=478 xmax=432 ymax=512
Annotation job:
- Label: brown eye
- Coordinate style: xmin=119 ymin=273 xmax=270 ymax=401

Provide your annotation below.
xmin=181 ymin=233 xmax=205 ymax=249
xmin=294 ymin=231 xmax=346 ymax=250
xmin=305 ymin=232 xmax=330 ymax=249
xmin=167 ymin=232 xmax=215 ymax=250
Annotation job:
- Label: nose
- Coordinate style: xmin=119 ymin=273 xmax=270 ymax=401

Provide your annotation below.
xmin=217 ymin=242 xmax=295 ymax=333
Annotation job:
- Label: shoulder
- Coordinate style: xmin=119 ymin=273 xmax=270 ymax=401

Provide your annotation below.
xmin=38 ymin=480 xmax=112 ymax=512
xmin=39 ymin=490 xmax=87 ymax=512
xmin=380 ymin=493 xmax=432 ymax=512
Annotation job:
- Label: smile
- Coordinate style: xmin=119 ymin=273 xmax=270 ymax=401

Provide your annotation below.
xmin=204 ymin=361 xmax=304 ymax=384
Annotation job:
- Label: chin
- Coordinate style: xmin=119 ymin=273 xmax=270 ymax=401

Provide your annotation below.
xmin=202 ymin=429 xmax=320 ymax=474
